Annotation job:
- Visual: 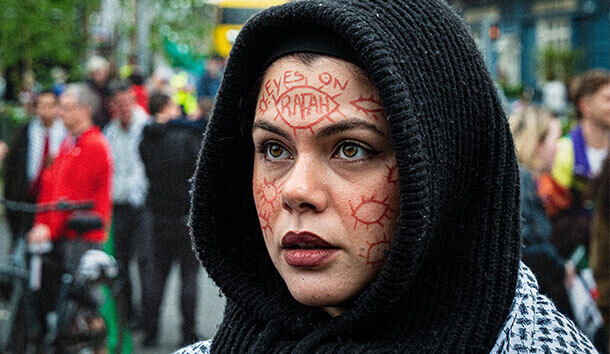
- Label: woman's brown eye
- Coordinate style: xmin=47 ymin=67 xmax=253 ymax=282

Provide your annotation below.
xmin=270 ymin=145 xmax=282 ymax=157
xmin=335 ymin=142 xmax=378 ymax=160
xmin=342 ymin=144 xmax=359 ymax=158
xmin=265 ymin=143 xmax=289 ymax=160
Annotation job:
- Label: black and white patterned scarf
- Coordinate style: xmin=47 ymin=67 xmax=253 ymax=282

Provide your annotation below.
xmin=177 ymin=263 xmax=597 ymax=353
xmin=491 ymin=263 xmax=597 ymax=353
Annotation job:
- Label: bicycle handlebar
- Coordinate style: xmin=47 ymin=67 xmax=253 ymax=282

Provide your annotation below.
xmin=0 ymin=198 xmax=95 ymax=213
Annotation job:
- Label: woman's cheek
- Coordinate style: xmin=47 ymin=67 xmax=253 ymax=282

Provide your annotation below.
xmin=343 ymin=164 xmax=399 ymax=269
xmin=253 ymin=175 xmax=284 ymax=239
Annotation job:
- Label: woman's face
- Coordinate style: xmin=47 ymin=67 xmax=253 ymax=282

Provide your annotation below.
xmin=252 ymin=56 xmax=399 ymax=315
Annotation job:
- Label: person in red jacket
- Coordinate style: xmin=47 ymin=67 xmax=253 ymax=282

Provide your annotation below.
xmin=27 ymin=84 xmax=113 ymax=244
xmin=26 ymin=83 xmax=114 ymax=347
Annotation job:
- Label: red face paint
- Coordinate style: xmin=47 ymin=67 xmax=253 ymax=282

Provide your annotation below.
xmin=349 ymin=193 xmax=393 ymax=230
xmin=252 ymin=56 xmax=399 ymax=313
xmin=256 ymin=70 xmax=350 ymax=136
xmin=350 ymin=95 xmax=384 ymax=121
xmin=358 ymin=233 xmax=391 ymax=269
xmin=275 ymin=85 xmax=343 ymax=135
xmin=254 ymin=178 xmax=283 ymax=238
xmin=386 ymin=164 xmax=399 ymax=186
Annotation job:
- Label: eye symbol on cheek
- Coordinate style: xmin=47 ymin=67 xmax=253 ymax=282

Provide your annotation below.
xmin=358 ymin=235 xmax=391 ymax=268
xmin=259 ymin=210 xmax=273 ymax=238
xmin=257 ymin=178 xmax=283 ymax=238
xmin=258 ymin=178 xmax=282 ymax=212
xmin=350 ymin=95 xmax=384 ymax=120
xmin=386 ymin=164 xmax=398 ymax=186
xmin=349 ymin=193 xmax=392 ymax=230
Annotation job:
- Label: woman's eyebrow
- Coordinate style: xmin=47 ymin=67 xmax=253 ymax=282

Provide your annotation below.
xmin=251 ymin=120 xmax=291 ymax=140
xmin=316 ymin=119 xmax=386 ymax=138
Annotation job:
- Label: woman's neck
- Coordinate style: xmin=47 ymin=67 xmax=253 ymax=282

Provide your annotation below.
xmin=323 ymin=306 xmax=346 ymax=317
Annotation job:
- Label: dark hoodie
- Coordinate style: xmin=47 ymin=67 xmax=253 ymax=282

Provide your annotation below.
xmin=190 ymin=0 xmax=522 ymax=352
xmin=140 ymin=121 xmax=202 ymax=217
xmin=86 ymin=78 xmax=111 ymax=129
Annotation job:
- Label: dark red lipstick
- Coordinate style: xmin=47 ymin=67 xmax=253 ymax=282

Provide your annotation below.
xmin=282 ymin=232 xmax=338 ymax=267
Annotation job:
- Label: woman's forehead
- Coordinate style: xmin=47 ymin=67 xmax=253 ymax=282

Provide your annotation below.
xmin=254 ymin=56 xmax=388 ymax=138
xmin=263 ymin=56 xmax=370 ymax=89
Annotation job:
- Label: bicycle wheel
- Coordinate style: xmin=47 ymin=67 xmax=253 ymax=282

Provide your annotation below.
xmin=0 ymin=283 xmax=28 ymax=353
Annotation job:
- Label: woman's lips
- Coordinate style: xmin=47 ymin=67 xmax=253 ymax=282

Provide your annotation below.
xmin=281 ymin=232 xmax=338 ymax=267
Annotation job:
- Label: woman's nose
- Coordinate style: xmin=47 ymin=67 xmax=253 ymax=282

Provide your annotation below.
xmin=281 ymin=156 xmax=328 ymax=213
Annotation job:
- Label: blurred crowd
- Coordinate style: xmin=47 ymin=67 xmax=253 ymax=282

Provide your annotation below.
xmin=509 ymin=69 xmax=609 ymax=352
xmin=0 ymin=54 xmax=225 ymax=349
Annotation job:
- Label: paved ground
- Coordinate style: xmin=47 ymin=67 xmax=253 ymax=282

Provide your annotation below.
xmin=130 ymin=261 xmax=225 ymax=353
xmin=0 ymin=213 xmax=226 ymax=354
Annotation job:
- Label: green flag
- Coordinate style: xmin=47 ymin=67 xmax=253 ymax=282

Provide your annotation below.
xmin=101 ymin=220 xmax=133 ymax=353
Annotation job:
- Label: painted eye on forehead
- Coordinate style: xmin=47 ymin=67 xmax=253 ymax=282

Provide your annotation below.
xmin=256 ymin=68 xmax=352 ymax=135
xmin=254 ymin=58 xmax=392 ymax=145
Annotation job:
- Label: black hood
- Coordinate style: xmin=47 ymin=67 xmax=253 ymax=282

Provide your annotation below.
xmin=190 ymin=0 xmax=521 ymax=352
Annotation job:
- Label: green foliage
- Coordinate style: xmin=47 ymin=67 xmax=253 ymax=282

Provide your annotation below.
xmin=0 ymin=0 xmax=99 ymax=93
xmin=0 ymin=102 xmax=30 ymax=142
xmin=151 ymin=0 xmax=216 ymax=58
xmin=499 ymin=81 xmax=524 ymax=99
xmin=537 ymin=44 xmax=584 ymax=84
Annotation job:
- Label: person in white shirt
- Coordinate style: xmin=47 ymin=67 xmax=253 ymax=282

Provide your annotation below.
xmin=103 ymin=79 xmax=151 ymax=328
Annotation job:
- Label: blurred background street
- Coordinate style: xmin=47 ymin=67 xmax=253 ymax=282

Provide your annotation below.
xmin=0 ymin=215 xmax=225 ymax=353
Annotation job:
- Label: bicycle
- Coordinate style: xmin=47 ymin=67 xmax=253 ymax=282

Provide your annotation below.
xmin=0 ymin=198 xmax=127 ymax=353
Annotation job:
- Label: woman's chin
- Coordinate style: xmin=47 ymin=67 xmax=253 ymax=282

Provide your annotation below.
xmin=285 ymin=280 xmax=351 ymax=308
xmin=291 ymin=292 xmax=342 ymax=308
xmin=279 ymin=261 xmax=376 ymax=309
